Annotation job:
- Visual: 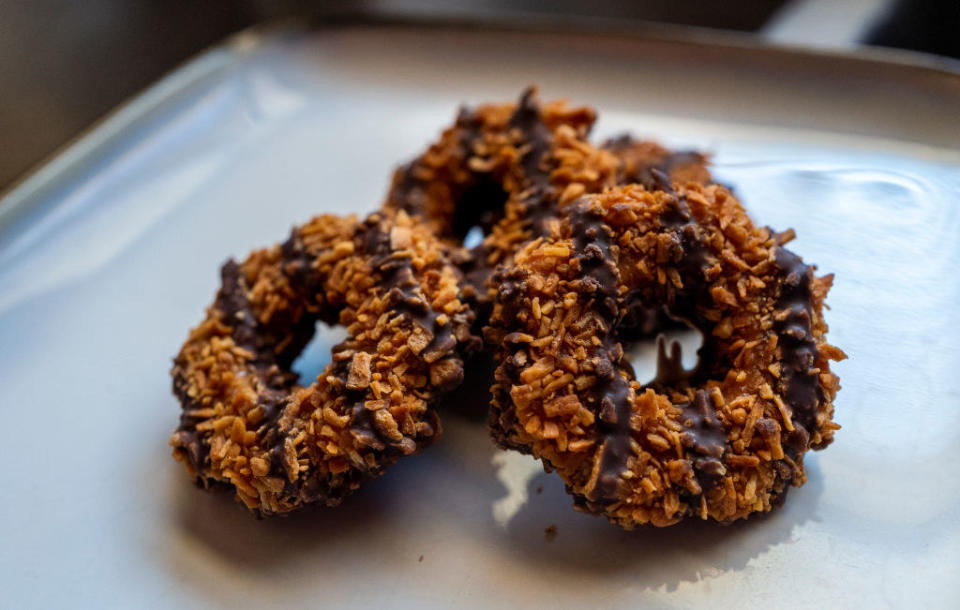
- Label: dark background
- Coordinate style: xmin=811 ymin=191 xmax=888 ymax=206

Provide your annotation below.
xmin=1 ymin=0 xmax=957 ymax=191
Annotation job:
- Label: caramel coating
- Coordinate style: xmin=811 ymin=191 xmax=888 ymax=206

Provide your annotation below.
xmin=384 ymin=88 xmax=599 ymax=243
xmin=486 ymin=183 xmax=845 ymax=527
xmin=384 ymin=88 xmax=712 ymax=315
xmin=170 ymin=211 xmax=478 ymax=514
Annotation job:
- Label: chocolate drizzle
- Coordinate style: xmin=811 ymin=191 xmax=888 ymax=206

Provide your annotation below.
xmin=558 ymin=198 xmax=724 ymax=504
xmin=213 ymin=256 xmax=310 ymax=487
xmin=651 ymin=336 xmax=687 ymax=387
xmin=773 ymin=246 xmax=821 ymax=434
xmin=359 ymin=219 xmax=458 ymax=363
xmin=678 ymin=390 xmax=726 ymax=491
xmin=216 ymin=260 xmax=262 ymax=355
xmin=173 ymin=260 xmax=308 ymax=477
xmin=650 ymin=179 xmax=728 ymax=493
xmin=646 ymin=174 xmax=716 ymax=375
xmin=568 ymin=206 xmax=634 ymax=504
xmin=510 ymin=88 xmax=554 ymax=189
xmin=332 ymin=218 xmax=466 ymax=450
xmin=509 ymin=88 xmax=563 ymax=240
xmin=461 ymin=88 xmax=558 ymax=314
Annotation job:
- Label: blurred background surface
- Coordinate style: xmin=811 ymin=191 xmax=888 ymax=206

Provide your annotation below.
xmin=1 ymin=0 xmax=958 ymax=191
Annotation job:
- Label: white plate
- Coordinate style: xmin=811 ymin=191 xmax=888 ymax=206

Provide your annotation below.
xmin=2 ymin=20 xmax=959 ymax=609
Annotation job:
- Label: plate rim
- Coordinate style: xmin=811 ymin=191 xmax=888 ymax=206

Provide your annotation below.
xmin=2 ymin=11 xmax=958 ymax=228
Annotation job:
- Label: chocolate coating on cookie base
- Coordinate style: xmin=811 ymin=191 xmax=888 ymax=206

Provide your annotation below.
xmin=567 ymin=207 xmax=632 ymax=504
xmin=170 ymin=211 xmax=478 ymax=515
xmin=384 ymin=89 xmax=713 ymax=336
xmin=487 ymin=184 xmax=845 ymax=527
xmin=772 ymin=247 xmax=821 ymax=435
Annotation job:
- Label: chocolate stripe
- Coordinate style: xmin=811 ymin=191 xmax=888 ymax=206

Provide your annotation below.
xmin=568 ymin=206 xmax=633 ymax=504
xmin=773 ymin=246 xmax=821 ymax=435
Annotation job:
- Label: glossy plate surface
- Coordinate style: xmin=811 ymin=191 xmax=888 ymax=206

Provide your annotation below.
xmin=1 ymin=21 xmax=958 ymax=609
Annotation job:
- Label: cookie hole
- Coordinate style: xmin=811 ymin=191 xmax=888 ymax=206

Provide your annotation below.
xmin=291 ymin=322 xmax=349 ymax=386
xmin=628 ymin=325 xmax=704 ymax=386
xmin=462 ymin=225 xmax=484 ymax=248
xmin=452 ymin=181 xmax=508 ymax=242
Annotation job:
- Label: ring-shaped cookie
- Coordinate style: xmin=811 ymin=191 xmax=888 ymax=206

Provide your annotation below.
xmin=384 ymin=89 xmax=711 ymax=318
xmin=171 ymin=211 xmax=478 ymax=514
xmin=487 ymin=182 xmax=845 ymax=527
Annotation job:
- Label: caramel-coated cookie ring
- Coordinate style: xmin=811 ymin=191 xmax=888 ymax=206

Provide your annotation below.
xmin=487 ymin=182 xmax=845 ymax=527
xmin=384 ymin=88 xmax=712 ymax=320
xmin=171 ymin=211 xmax=479 ymax=514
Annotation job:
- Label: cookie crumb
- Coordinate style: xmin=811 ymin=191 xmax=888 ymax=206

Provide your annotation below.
xmin=544 ymin=524 xmax=558 ymax=541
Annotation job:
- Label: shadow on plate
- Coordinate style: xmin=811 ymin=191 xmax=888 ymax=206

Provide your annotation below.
xmin=491 ymin=456 xmax=822 ymax=590
xmin=163 ymin=353 xmax=823 ymax=594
